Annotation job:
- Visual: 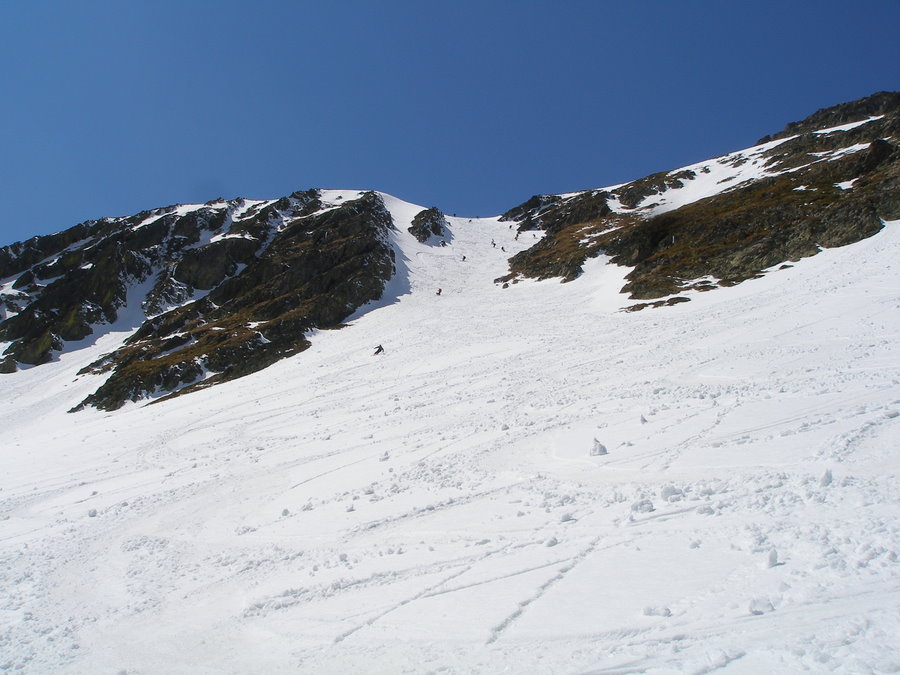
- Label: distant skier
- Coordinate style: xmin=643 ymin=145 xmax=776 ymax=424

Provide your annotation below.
xmin=462 ymin=255 xmax=466 ymax=261
xmin=491 ymin=239 xmax=496 ymax=248
xmin=373 ymin=344 xmax=384 ymax=355
xmin=501 ymin=246 xmax=506 ymax=252
xmin=436 ymin=288 xmax=442 ymax=296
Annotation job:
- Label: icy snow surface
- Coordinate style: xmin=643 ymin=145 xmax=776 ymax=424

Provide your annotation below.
xmin=812 ymin=115 xmax=885 ymax=135
xmin=0 ymin=200 xmax=898 ymax=673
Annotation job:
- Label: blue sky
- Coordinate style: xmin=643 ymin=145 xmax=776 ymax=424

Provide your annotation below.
xmin=1 ymin=1 xmax=897 ymax=246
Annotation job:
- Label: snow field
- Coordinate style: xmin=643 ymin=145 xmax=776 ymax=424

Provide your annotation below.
xmin=0 ymin=199 xmax=897 ymax=672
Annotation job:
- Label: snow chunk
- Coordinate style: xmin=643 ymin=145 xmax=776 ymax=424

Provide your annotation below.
xmin=631 ymin=499 xmax=655 ymax=513
xmin=749 ymin=597 xmax=775 ymax=615
xmin=660 ymin=485 xmax=683 ymax=502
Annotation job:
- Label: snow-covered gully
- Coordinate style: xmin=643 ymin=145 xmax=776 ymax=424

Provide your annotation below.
xmin=0 ymin=194 xmax=897 ymax=672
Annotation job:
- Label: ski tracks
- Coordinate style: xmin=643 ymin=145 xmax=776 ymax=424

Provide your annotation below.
xmin=486 ymin=535 xmax=603 ymax=644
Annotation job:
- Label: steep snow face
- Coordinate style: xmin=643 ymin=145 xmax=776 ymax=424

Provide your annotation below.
xmin=0 ymin=199 xmax=897 ymax=672
xmin=570 ymin=111 xmax=893 ymax=217
xmin=606 ymin=135 xmax=799 ymax=216
xmin=812 ymin=115 xmax=885 ymax=135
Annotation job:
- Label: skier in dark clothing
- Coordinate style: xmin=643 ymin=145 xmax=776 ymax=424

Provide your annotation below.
xmin=373 ymin=344 xmax=384 ymax=355
xmin=436 ymin=288 xmax=442 ymax=296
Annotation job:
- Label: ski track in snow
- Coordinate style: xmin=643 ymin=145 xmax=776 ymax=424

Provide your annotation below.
xmin=0 ymin=194 xmax=898 ymax=673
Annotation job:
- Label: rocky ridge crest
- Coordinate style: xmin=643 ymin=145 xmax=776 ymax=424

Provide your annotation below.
xmin=1 ymin=92 xmax=897 ymax=409
xmin=496 ymin=91 xmax=899 ymax=304
xmin=1 ymin=191 xmax=395 ymax=410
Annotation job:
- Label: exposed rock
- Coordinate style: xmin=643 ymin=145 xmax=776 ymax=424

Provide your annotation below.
xmin=70 ymin=191 xmax=395 ymax=411
xmin=172 ymin=238 xmax=259 ymax=290
xmin=408 ymin=207 xmax=447 ymax=243
xmin=499 ymin=194 xmax=563 ymax=224
xmin=1 ymin=187 xmax=397 ymax=411
xmin=499 ymin=94 xmax=899 ymax=300
xmin=615 ymin=170 xmax=696 ymax=209
xmin=499 ymin=191 xmax=612 ymax=234
xmin=0 ymin=356 xmax=16 ymax=373
xmin=757 ymin=90 xmax=900 ymax=143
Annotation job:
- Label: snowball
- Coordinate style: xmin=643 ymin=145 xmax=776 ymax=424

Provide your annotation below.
xmin=660 ymin=485 xmax=683 ymax=501
xmin=749 ymin=598 xmax=774 ymax=615
xmin=631 ymin=499 xmax=655 ymax=513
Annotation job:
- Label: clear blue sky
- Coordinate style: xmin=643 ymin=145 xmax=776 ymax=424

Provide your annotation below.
xmin=1 ymin=1 xmax=897 ymax=246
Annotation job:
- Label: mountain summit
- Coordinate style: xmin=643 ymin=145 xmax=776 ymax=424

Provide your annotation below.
xmin=1 ymin=92 xmax=897 ymax=410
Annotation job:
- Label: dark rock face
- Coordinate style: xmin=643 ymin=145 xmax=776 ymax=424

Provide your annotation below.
xmin=408 ymin=207 xmax=447 ymax=243
xmin=499 ymin=93 xmax=900 ymax=299
xmin=499 ymin=194 xmax=563 ymax=226
xmin=1 ymin=190 xmax=396 ymax=411
xmin=616 ymin=170 xmax=696 ymax=209
xmin=757 ymin=91 xmax=900 ymax=143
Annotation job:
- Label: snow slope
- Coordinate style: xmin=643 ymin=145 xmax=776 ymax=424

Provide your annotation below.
xmin=0 ymin=196 xmax=898 ymax=673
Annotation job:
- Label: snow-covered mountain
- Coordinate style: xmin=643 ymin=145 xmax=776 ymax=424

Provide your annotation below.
xmin=0 ymin=93 xmax=898 ymax=672
xmin=2 ymin=92 xmax=898 ymax=410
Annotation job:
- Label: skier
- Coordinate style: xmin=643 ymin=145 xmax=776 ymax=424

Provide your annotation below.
xmin=436 ymin=288 xmax=442 ymax=296
xmin=373 ymin=344 xmax=384 ymax=355
xmin=462 ymin=255 xmax=466 ymax=261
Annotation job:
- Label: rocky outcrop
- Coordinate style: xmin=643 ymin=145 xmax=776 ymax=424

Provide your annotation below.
xmin=616 ymin=170 xmax=696 ymax=209
xmin=499 ymin=194 xmax=563 ymax=226
xmin=757 ymin=91 xmax=900 ymax=143
xmin=499 ymin=93 xmax=900 ymax=299
xmin=72 ymin=191 xmax=395 ymax=411
xmin=1 ymin=189 xmax=396 ymax=411
xmin=408 ymin=207 xmax=447 ymax=243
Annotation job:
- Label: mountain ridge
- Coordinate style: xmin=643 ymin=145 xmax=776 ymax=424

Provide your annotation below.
xmin=1 ymin=91 xmax=897 ymax=410
xmin=0 ymin=95 xmax=898 ymax=674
